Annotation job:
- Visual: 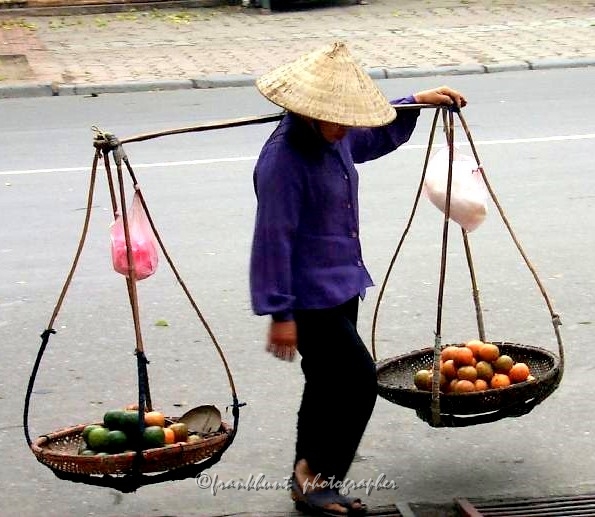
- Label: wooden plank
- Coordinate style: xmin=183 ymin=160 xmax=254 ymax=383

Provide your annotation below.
xmin=395 ymin=501 xmax=417 ymax=517
xmin=454 ymin=498 xmax=484 ymax=517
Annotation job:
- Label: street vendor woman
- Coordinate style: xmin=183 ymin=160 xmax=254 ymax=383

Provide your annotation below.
xmin=249 ymin=41 xmax=466 ymax=516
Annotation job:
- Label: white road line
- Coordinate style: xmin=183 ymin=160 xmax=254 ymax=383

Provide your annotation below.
xmin=1 ymin=133 xmax=594 ymax=177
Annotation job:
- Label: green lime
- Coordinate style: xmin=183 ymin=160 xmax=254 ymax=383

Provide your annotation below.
xmin=79 ymin=448 xmax=97 ymax=456
xmin=121 ymin=410 xmax=140 ymax=427
xmin=87 ymin=426 xmax=111 ymax=451
xmin=107 ymin=429 xmax=128 ymax=453
xmin=142 ymin=425 xmax=165 ymax=449
xmin=82 ymin=424 xmax=103 ymax=443
xmin=103 ymin=409 xmax=127 ymax=430
xmin=120 ymin=410 xmax=143 ymax=438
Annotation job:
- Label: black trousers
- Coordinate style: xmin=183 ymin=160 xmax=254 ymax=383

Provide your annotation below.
xmin=293 ymin=296 xmax=378 ymax=482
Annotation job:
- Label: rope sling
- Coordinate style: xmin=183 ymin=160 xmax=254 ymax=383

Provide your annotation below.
xmin=21 ymin=115 xmax=293 ymax=491
xmin=371 ymin=106 xmax=564 ymax=427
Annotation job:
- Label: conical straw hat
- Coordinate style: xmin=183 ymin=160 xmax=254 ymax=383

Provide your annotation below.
xmin=256 ymin=41 xmax=396 ymax=128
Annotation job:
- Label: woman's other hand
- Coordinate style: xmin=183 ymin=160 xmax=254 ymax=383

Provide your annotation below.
xmin=414 ymin=86 xmax=467 ymax=108
xmin=267 ymin=320 xmax=297 ymax=361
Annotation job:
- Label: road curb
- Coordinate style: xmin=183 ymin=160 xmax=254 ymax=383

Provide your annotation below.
xmin=529 ymin=56 xmax=595 ymax=70
xmin=0 ymin=0 xmax=229 ymax=17
xmin=1 ymin=58 xmax=594 ymax=99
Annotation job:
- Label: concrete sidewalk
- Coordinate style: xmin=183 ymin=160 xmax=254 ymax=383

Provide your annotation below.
xmin=1 ymin=0 xmax=594 ymax=98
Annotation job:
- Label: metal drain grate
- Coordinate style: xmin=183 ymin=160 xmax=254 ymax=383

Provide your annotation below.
xmin=455 ymin=493 xmax=595 ymax=516
xmin=353 ymin=503 xmax=411 ymax=516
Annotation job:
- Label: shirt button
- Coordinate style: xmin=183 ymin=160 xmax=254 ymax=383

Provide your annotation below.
xmin=357 ymin=260 xmax=363 ymax=267
xmin=343 ymin=174 xmax=348 ymax=180
xmin=351 ymin=231 xmax=357 ymax=238
xmin=346 ymin=203 xmax=352 ymax=209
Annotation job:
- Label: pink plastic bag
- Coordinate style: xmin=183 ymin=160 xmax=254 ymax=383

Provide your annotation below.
xmin=423 ymin=146 xmax=488 ymax=232
xmin=110 ymin=191 xmax=159 ymax=280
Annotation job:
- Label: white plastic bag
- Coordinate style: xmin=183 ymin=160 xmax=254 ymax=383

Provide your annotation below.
xmin=423 ymin=146 xmax=488 ymax=232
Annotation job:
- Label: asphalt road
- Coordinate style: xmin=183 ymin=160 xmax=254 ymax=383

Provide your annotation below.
xmin=1 ymin=68 xmax=594 ymax=517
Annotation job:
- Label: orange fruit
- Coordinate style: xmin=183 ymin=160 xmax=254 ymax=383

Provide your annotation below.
xmin=163 ymin=427 xmax=176 ymax=445
xmin=454 ymin=346 xmax=475 ymax=366
xmin=441 ymin=359 xmax=458 ymax=379
xmin=454 ymin=379 xmax=475 ymax=393
xmin=426 ymin=372 xmax=449 ymax=392
xmin=441 ymin=346 xmax=459 ymax=362
xmin=474 ymin=379 xmax=489 ymax=391
xmin=478 ymin=343 xmax=500 ymax=362
xmin=457 ymin=365 xmax=478 ymax=382
xmin=475 ymin=360 xmax=494 ymax=381
xmin=465 ymin=339 xmax=484 ymax=358
xmin=448 ymin=378 xmax=459 ymax=393
xmin=144 ymin=411 xmax=165 ymax=427
xmin=439 ymin=372 xmax=449 ymax=392
xmin=490 ymin=373 xmax=511 ymax=389
xmin=493 ymin=355 xmax=514 ymax=373
xmin=509 ymin=362 xmax=530 ymax=383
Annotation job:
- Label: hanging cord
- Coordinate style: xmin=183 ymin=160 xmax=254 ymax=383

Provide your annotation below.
xmin=455 ymin=111 xmax=564 ymax=371
xmin=430 ymin=107 xmax=457 ymax=427
xmin=462 ymin=228 xmax=486 ymax=342
xmin=371 ymin=107 xmax=441 ymax=362
xmin=23 ymin=149 xmax=100 ymax=447
xmin=101 ymin=127 xmax=242 ymax=483
xmin=116 ymin=144 xmax=241 ymax=399
xmin=95 ymin=129 xmax=154 ymax=415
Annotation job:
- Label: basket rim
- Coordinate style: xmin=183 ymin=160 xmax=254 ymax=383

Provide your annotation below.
xmin=31 ymin=418 xmax=233 ymax=475
xmin=375 ymin=340 xmax=561 ymax=398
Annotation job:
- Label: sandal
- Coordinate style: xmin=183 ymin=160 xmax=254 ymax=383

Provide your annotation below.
xmin=291 ymin=475 xmax=367 ymax=516
xmin=336 ymin=493 xmax=367 ymax=515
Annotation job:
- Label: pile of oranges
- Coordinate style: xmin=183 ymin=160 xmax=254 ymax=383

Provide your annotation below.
xmin=413 ymin=339 xmax=535 ymax=394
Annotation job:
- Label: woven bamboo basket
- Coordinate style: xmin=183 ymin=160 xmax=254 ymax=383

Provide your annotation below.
xmin=376 ymin=342 xmax=562 ymax=418
xmin=31 ymin=420 xmax=233 ymax=476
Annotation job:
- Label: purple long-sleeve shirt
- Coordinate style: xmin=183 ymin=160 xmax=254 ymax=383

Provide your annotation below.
xmin=250 ymin=96 xmax=421 ymax=322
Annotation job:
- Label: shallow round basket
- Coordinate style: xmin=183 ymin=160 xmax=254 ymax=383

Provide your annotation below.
xmin=31 ymin=418 xmax=233 ymax=477
xmin=376 ymin=341 xmax=562 ymax=418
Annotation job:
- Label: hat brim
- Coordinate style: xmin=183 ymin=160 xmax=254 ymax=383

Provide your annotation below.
xmin=256 ymin=41 xmax=396 ymax=128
